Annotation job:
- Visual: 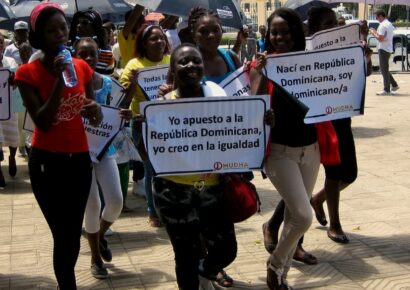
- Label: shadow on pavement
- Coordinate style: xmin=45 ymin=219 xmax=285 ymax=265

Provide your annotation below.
xmin=352 ymin=126 xmax=392 ymax=138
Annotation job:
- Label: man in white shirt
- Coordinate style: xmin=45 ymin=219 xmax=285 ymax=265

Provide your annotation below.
xmin=369 ymin=10 xmax=399 ymax=95
xmin=4 ymin=21 xmax=29 ymax=65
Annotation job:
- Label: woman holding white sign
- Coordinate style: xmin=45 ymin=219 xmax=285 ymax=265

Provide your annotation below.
xmin=152 ymin=43 xmax=237 ymax=290
xmin=74 ymin=37 xmax=132 ymax=279
xmin=120 ymin=23 xmax=171 ymax=227
xmin=15 ymin=3 xmax=102 ymax=289
xmin=250 ymin=8 xmax=320 ymax=290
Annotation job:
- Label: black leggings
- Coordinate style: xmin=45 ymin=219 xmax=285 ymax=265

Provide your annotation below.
xmin=154 ymin=178 xmax=237 ymax=290
xmin=29 ymin=148 xmax=92 ymax=290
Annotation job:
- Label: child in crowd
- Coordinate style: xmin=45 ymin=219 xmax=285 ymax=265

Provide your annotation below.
xmin=74 ymin=37 xmax=132 ymax=279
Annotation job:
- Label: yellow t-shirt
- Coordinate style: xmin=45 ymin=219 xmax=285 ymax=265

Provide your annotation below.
xmin=161 ymin=90 xmax=220 ymax=186
xmin=119 ymin=55 xmax=170 ymax=114
xmin=117 ymin=30 xmax=136 ymax=68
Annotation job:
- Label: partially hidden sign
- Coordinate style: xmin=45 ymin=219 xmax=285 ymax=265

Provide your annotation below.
xmin=0 ymin=69 xmax=11 ymax=121
xmin=137 ymin=64 xmax=169 ymax=101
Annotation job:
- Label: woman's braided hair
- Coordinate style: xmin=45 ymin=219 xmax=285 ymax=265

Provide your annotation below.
xmin=188 ymin=6 xmax=221 ymax=34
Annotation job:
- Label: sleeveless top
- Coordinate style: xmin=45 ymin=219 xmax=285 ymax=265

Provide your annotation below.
xmin=203 ymin=48 xmax=237 ymax=84
xmin=94 ymin=74 xmax=116 ymax=158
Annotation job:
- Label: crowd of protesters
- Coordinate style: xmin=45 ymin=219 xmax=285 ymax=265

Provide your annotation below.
xmin=0 ymin=1 xmax=380 ymax=289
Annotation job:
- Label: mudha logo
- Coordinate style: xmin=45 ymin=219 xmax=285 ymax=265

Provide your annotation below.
xmin=213 ymin=161 xmax=249 ymax=171
xmin=217 ymin=6 xmax=233 ymax=19
xmin=326 ymin=105 xmax=354 ymax=115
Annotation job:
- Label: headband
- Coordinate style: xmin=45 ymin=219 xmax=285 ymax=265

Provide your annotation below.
xmin=30 ymin=3 xmax=64 ymax=32
xmin=141 ymin=25 xmax=163 ymax=40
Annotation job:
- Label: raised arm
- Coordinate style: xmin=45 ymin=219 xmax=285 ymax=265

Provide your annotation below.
xmin=122 ymin=4 xmax=145 ymax=40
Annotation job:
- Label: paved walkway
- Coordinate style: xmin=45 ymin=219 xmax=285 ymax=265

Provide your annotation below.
xmin=0 ymin=73 xmax=409 ymax=290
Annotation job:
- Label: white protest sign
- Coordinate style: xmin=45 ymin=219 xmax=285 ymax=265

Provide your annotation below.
xmin=305 ymin=23 xmax=361 ymax=51
xmin=137 ymin=64 xmax=169 ymax=101
xmin=108 ymin=78 xmax=125 ymax=107
xmin=263 ymin=45 xmax=366 ymax=123
xmin=0 ymin=69 xmax=11 ymax=120
xmin=23 ymin=106 xmax=124 ymax=160
xmin=84 ymin=105 xmax=123 ymax=162
xmin=23 ymin=110 xmax=34 ymax=132
xmin=141 ymin=96 xmax=270 ymax=176
xmin=219 ymin=66 xmax=251 ymax=97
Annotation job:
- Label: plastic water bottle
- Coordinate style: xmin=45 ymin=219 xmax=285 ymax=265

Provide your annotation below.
xmin=58 ymin=44 xmax=78 ymax=87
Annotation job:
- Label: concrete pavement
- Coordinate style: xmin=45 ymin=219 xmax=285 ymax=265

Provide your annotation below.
xmin=0 ymin=72 xmax=409 ymax=289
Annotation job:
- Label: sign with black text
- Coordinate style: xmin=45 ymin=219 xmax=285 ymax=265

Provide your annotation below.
xmin=263 ymin=45 xmax=366 ymax=123
xmin=219 ymin=66 xmax=251 ymax=97
xmin=23 ymin=106 xmax=124 ymax=162
xmin=84 ymin=105 xmax=123 ymax=162
xmin=0 ymin=69 xmax=11 ymax=120
xmin=141 ymin=96 xmax=270 ymax=176
xmin=138 ymin=64 xmax=169 ymax=101
xmin=108 ymin=78 xmax=126 ymax=107
xmin=305 ymin=23 xmax=361 ymax=51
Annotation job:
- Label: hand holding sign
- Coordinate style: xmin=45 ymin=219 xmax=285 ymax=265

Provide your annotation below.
xmin=80 ymin=99 xmax=103 ymax=127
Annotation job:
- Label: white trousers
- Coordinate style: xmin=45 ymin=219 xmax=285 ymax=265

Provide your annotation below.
xmin=84 ymin=157 xmax=123 ymax=233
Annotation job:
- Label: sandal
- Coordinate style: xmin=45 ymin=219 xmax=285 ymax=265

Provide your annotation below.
xmin=266 ymin=262 xmax=283 ymax=290
xmin=293 ymin=252 xmax=318 ymax=265
xmin=262 ymin=222 xmax=278 ymax=254
xmin=215 ymin=270 xmax=234 ymax=288
xmin=327 ymin=230 xmax=349 ymax=244
xmin=198 ymin=266 xmax=234 ymax=288
xmin=148 ymin=216 xmax=163 ymax=228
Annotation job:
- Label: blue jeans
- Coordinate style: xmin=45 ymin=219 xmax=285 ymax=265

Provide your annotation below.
xmin=131 ymin=119 xmax=157 ymax=217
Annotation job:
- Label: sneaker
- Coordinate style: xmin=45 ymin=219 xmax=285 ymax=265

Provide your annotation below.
xmin=376 ymin=90 xmax=391 ymax=96
xmin=132 ymin=180 xmax=146 ymax=197
xmin=99 ymin=238 xmax=112 ymax=262
xmin=392 ymin=86 xmax=400 ymax=92
xmin=104 ymin=228 xmax=114 ymax=237
xmin=91 ymin=262 xmax=108 ymax=279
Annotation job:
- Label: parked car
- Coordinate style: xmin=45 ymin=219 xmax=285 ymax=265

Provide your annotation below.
xmin=342 ymin=13 xmax=354 ymax=20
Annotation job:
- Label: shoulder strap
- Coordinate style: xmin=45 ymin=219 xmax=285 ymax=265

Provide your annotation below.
xmin=217 ymin=48 xmax=237 ymax=72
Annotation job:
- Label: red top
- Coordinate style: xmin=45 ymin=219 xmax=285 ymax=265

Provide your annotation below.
xmin=15 ymin=58 xmax=93 ymax=153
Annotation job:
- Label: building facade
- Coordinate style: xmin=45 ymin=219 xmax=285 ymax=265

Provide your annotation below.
xmin=238 ymin=0 xmax=287 ymax=28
